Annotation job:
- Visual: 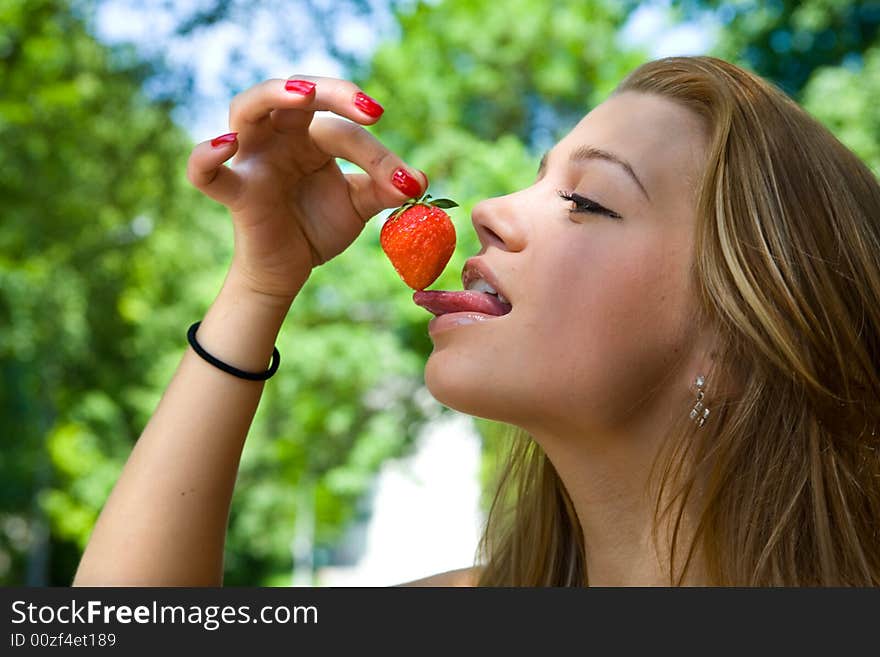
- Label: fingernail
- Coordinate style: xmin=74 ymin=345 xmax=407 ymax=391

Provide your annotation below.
xmin=210 ymin=132 xmax=238 ymax=147
xmin=354 ymin=92 xmax=384 ymax=118
xmin=285 ymin=79 xmax=316 ymax=95
xmin=392 ymin=167 xmax=422 ymax=198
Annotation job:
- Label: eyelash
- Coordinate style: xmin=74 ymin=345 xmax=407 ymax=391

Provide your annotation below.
xmin=557 ymin=190 xmax=622 ymax=220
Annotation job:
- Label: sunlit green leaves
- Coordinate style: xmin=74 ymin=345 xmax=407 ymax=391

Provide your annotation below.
xmin=801 ymin=45 xmax=880 ymax=175
xmin=0 ymin=0 xmax=221 ymax=584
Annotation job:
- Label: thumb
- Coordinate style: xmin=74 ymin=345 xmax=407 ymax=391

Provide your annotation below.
xmin=186 ymin=132 xmax=245 ymax=207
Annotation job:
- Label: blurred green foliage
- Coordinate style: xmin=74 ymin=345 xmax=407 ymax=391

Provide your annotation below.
xmin=2 ymin=0 xmax=878 ymax=585
xmin=672 ymin=0 xmax=880 ymax=172
xmin=675 ymin=0 xmax=880 ymax=96
xmin=0 ymin=0 xmax=228 ymax=584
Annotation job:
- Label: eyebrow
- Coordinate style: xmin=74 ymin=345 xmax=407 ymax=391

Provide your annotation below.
xmin=537 ymin=145 xmax=651 ymax=202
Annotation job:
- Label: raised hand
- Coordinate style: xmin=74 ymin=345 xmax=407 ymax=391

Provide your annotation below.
xmin=186 ymin=76 xmax=427 ymax=303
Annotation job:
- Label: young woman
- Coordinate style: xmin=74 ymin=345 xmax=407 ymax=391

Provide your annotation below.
xmin=73 ymin=56 xmax=880 ymax=587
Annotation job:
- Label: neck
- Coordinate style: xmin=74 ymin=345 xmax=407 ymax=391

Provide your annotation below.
xmin=527 ymin=390 xmax=706 ymax=586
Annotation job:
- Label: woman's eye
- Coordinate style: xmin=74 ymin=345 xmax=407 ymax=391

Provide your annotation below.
xmin=557 ymin=190 xmax=622 ymax=220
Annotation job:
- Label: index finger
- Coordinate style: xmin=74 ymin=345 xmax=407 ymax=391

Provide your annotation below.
xmin=229 ymin=76 xmax=384 ymax=134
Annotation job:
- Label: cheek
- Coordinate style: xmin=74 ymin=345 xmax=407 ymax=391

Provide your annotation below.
xmin=600 ymin=243 xmax=686 ymax=336
xmin=528 ymin=235 xmax=693 ymax=399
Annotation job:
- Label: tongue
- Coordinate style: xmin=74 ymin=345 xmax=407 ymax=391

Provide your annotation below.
xmin=413 ymin=290 xmax=513 ymax=317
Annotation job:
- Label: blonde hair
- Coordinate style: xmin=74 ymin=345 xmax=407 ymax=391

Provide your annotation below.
xmin=477 ymin=56 xmax=880 ymax=586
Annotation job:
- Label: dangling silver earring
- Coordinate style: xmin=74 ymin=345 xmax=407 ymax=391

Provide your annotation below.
xmin=690 ymin=375 xmax=710 ymax=428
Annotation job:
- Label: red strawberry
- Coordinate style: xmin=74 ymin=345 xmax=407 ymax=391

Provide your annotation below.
xmin=380 ymin=194 xmax=458 ymax=290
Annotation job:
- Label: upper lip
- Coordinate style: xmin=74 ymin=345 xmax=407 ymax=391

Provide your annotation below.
xmin=461 ymin=257 xmax=512 ymax=305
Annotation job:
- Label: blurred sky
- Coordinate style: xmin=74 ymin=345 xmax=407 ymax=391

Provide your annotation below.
xmin=93 ymin=0 xmax=715 ymax=142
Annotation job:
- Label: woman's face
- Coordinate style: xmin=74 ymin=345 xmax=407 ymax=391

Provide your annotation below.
xmin=424 ymin=91 xmax=711 ymax=442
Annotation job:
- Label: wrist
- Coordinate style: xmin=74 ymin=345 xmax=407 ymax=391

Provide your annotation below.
xmin=222 ymin=267 xmax=307 ymax=312
xmin=189 ymin=270 xmax=301 ymax=377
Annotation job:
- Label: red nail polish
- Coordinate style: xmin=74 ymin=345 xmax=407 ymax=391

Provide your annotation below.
xmin=392 ymin=167 xmax=422 ymax=198
xmin=285 ymin=79 xmax=316 ymax=95
xmin=354 ymin=92 xmax=384 ymax=118
xmin=210 ymin=132 xmax=238 ymax=147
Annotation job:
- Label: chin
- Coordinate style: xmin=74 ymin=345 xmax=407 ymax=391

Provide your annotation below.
xmin=423 ymin=349 xmax=520 ymax=423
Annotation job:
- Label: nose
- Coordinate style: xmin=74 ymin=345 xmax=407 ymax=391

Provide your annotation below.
xmin=470 ymin=192 xmax=527 ymax=253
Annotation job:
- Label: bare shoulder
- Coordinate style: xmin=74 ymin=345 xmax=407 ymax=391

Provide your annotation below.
xmin=395 ymin=566 xmax=483 ymax=587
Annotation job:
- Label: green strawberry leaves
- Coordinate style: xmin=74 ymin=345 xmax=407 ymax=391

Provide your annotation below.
xmin=388 ymin=193 xmax=459 ymax=219
xmin=429 ymin=198 xmax=458 ymax=209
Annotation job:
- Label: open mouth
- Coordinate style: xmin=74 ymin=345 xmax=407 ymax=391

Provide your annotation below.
xmin=412 ymin=289 xmax=513 ymax=317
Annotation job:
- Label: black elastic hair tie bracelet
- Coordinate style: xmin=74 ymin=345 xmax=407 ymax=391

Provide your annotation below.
xmin=187 ymin=321 xmax=280 ymax=381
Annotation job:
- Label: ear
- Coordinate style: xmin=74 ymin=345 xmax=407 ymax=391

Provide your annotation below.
xmin=686 ymin=321 xmax=741 ymax=401
xmin=681 ymin=323 xmax=728 ymax=397
xmin=692 ymin=322 xmax=718 ymax=375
